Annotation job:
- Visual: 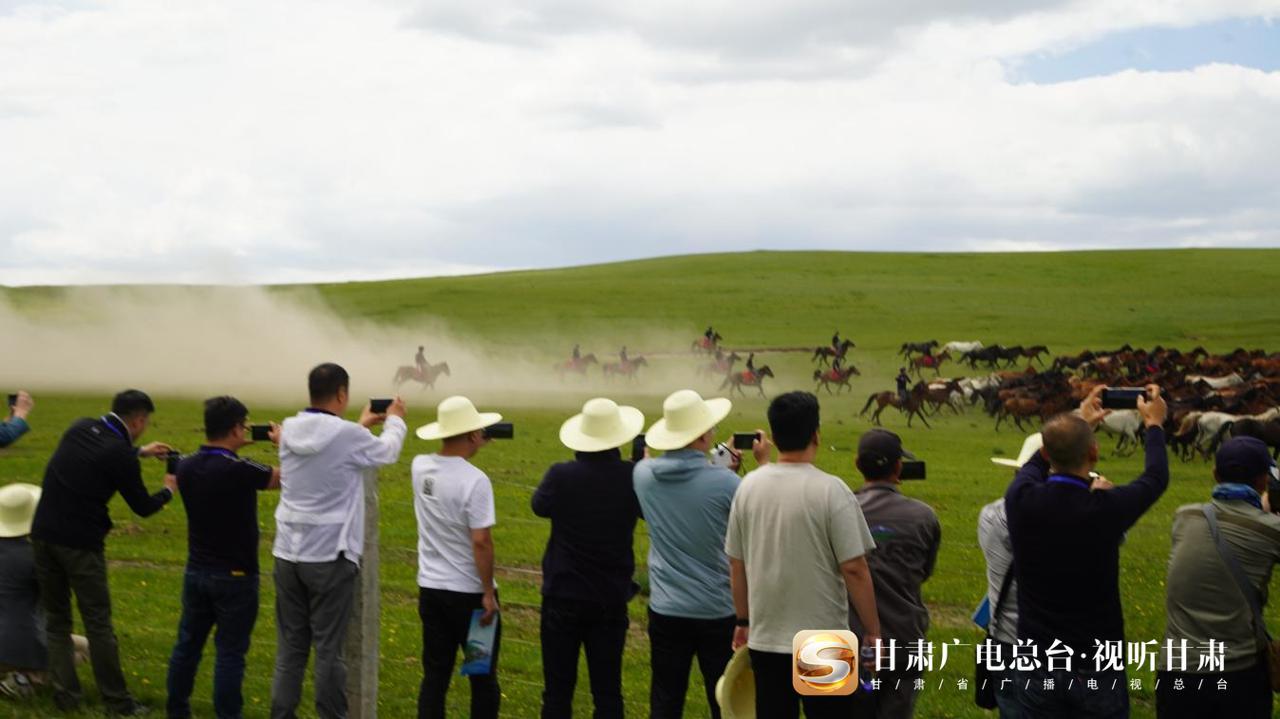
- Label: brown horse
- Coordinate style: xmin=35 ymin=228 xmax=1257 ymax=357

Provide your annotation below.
xmin=393 ymin=361 xmax=451 ymax=390
xmin=813 ymin=339 xmax=856 ymax=367
xmin=859 ymin=383 xmax=932 ymax=428
xmin=555 ymin=353 xmax=598 ymax=377
xmin=909 ymin=350 xmax=951 ymax=379
xmin=602 ymin=356 xmax=648 ymax=380
xmin=812 ymin=364 xmax=860 ymax=394
xmin=692 ymin=333 xmax=723 ymax=353
xmin=721 ymin=365 xmax=774 ymax=397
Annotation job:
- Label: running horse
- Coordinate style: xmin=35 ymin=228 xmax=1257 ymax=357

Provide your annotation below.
xmin=813 ymin=339 xmax=856 ymax=367
xmin=698 ymin=351 xmax=741 ymax=378
xmin=555 ymin=353 xmax=598 ymax=377
xmin=692 ymin=333 xmax=723 ymax=353
xmin=602 ymin=356 xmax=648 ymax=381
xmin=859 ymin=382 xmax=933 ymax=428
xmin=392 ymin=361 xmax=451 ymax=390
xmin=908 ymin=350 xmax=951 ymax=378
xmin=721 ymin=365 xmax=775 ymax=397
xmin=812 ymin=364 xmax=861 ymax=394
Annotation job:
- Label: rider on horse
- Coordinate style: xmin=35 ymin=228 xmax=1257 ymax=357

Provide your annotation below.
xmin=572 ymin=344 xmax=581 ymax=361
xmin=620 ymin=346 xmax=629 ymax=363
xmin=832 ymin=330 xmax=841 ymax=350
xmin=896 ymin=368 xmax=910 ymax=405
xmin=745 ymin=353 xmax=756 ymax=373
xmin=415 ymin=346 xmax=427 ymax=378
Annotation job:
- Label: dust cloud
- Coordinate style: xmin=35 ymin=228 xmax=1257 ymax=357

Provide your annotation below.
xmin=0 ymin=286 xmax=731 ymax=411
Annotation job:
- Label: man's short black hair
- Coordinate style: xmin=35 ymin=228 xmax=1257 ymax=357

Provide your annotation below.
xmin=768 ymin=391 xmax=820 ymax=452
xmin=111 ymin=389 xmax=155 ymax=418
xmin=203 ymin=396 xmax=248 ymax=440
xmin=309 ymin=363 xmax=350 ymax=403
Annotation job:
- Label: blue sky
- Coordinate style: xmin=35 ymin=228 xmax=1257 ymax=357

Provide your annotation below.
xmin=1 ymin=1 xmax=1278 ymax=285
xmin=1016 ymin=17 xmax=1280 ymax=83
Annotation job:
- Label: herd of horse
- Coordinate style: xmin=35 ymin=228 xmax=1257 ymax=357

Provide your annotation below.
xmin=873 ymin=342 xmax=1280 ymax=461
xmin=389 ymin=336 xmax=1280 ymax=461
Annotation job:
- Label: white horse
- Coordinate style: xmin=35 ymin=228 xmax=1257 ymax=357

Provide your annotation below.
xmin=1186 ymin=373 xmax=1245 ymax=390
xmin=1097 ymin=410 xmax=1143 ymax=456
xmin=957 ymin=374 xmax=999 ymax=402
xmin=943 ymin=340 xmax=984 ymax=355
xmin=1176 ymin=411 xmax=1241 ymax=459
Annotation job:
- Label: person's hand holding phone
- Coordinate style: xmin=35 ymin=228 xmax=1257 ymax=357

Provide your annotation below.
xmin=387 ymin=396 xmax=407 ymax=420
xmin=1078 ymin=385 xmax=1111 ymax=429
xmin=359 ymin=402 xmax=386 ymax=428
xmin=1137 ymin=384 xmax=1166 ymax=429
xmin=10 ymin=391 xmax=33 ymax=420
xmin=267 ymin=422 xmax=282 ymax=445
xmin=751 ymin=430 xmax=772 ymax=466
xmin=138 ymin=442 xmax=174 ymax=458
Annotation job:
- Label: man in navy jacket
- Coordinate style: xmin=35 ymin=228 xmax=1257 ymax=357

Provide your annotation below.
xmin=1005 ymin=384 xmax=1168 ymax=718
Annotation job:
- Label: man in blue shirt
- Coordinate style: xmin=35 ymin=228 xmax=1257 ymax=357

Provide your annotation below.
xmin=166 ymin=396 xmax=280 ymax=719
xmin=634 ymin=389 xmax=763 ymax=719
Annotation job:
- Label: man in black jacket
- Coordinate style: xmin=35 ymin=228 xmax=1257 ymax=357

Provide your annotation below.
xmin=31 ymin=389 xmax=176 ymax=715
xmin=1005 ymin=384 xmax=1168 ymax=718
xmin=532 ymin=398 xmax=645 ymax=719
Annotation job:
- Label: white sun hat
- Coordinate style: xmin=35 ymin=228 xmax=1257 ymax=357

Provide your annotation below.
xmin=715 ymin=645 xmax=756 ymax=719
xmin=416 ymin=396 xmax=503 ymax=441
xmin=0 ymin=483 xmax=41 ymax=538
xmin=645 ymin=389 xmax=733 ymax=451
xmin=559 ymin=398 xmax=645 ymax=453
xmin=991 ymin=432 xmax=1044 ymax=468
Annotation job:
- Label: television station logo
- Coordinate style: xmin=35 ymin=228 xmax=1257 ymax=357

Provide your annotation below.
xmin=792 ymin=630 xmax=859 ymax=696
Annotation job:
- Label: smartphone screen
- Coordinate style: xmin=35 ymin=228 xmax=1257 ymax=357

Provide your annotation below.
xmin=732 ymin=432 xmax=759 ymax=450
xmin=369 ymin=398 xmax=393 ymax=414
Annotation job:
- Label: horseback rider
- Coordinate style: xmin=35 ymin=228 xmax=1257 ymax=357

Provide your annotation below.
xmin=746 ymin=353 xmax=756 ymax=373
xmin=704 ymin=326 xmax=715 ymax=341
xmin=896 ymin=368 xmax=910 ymax=405
xmin=415 ymin=345 xmax=427 ymax=377
xmin=620 ymin=346 xmax=629 ymax=363
xmin=832 ymin=330 xmax=841 ymax=350
xmin=572 ymin=344 xmax=581 ymax=361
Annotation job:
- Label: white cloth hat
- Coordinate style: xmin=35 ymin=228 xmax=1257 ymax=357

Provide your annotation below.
xmin=0 ymin=483 xmax=41 ymax=538
xmin=991 ymin=432 xmax=1044 ymax=468
xmin=715 ymin=645 xmax=756 ymax=719
xmin=416 ymin=396 xmax=503 ymax=441
xmin=645 ymin=389 xmax=732 ymax=451
xmin=559 ymin=398 xmax=645 ymax=453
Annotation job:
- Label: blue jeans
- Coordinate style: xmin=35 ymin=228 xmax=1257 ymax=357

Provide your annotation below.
xmin=165 ymin=570 xmax=260 ymax=719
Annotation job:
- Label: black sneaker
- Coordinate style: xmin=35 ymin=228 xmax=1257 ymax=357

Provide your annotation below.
xmin=107 ymin=701 xmax=151 ymax=716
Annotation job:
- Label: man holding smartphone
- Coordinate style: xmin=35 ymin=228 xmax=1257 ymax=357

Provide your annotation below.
xmin=532 ymin=397 xmax=645 ymax=719
xmin=411 ymin=395 xmax=506 ymax=719
xmin=850 ymin=429 xmax=941 ymax=719
xmin=271 ymin=364 xmax=407 ymax=719
xmin=1 ymin=391 xmax=34 ymax=448
xmin=31 ymin=389 xmax=176 ymax=715
xmin=166 ymin=396 xmax=281 ymax=719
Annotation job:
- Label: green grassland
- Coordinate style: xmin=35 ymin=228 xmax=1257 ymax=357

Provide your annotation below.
xmin=2 ymin=248 xmax=1279 ymax=718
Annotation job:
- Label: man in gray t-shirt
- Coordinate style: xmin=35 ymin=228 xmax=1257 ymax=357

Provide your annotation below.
xmin=726 ymin=392 xmax=880 ymax=719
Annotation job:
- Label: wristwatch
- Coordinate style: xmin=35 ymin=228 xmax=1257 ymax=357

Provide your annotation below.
xmin=735 ymin=617 xmax=750 ymax=627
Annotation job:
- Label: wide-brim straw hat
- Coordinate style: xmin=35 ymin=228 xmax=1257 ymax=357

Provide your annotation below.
xmin=645 ymin=389 xmax=733 ymax=451
xmin=715 ymin=645 xmax=755 ymax=719
xmin=560 ymin=398 xmax=645 ymax=452
xmin=991 ymin=432 xmax=1044 ymax=468
xmin=416 ymin=396 xmax=503 ymax=441
xmin=0 ymin=483 xmax=41 ymax=538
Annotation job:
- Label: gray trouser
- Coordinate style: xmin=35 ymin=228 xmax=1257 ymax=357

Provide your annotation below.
xmin=270 ymin=557 xmax=359 ymax=719
xmin=31 ymin=540 xmax=134 ymax=712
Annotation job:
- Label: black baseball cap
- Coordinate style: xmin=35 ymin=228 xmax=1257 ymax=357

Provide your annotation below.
xmin=857 ymin=428 xmax=918 ymax=472
xmin=1215 ymin=437 xmax=1279 ymax=484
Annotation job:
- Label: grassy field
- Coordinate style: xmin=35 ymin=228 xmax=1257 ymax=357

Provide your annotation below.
xmin=1 ymin=248 xmax=1279 ymax=718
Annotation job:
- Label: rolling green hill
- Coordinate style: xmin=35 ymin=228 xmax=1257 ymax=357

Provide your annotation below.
xmin=1 ymin=248 xmax=1278 ymax=718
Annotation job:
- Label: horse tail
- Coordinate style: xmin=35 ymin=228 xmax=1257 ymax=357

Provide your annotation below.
xmin=1175 ymin=412 xmax=1200 ymax=439
xmin=859 ymin=393 xmax=878 ymax=416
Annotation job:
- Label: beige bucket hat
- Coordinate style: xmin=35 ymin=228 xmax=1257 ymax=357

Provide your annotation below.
xmin=416 ymin=396 xmax=503 ymax=441
xmin=559 ymin=398 xmax=645 ymax=453
xmin=991 ymin=432 xmax=1044 ymax=468
xmin=645 ymin=389 xmax=732 ymax=451
xmin=715 ymin=645 xmax=756 ymax=719
xmin=0 ymin=483 xmax=41 ymax=538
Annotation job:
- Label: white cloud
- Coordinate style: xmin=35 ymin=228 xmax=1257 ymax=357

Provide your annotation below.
xmin=0 ymin=0 xmax=1278 ymax=285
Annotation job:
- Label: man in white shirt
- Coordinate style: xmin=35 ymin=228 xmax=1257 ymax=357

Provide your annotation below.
xmin=726 ymin=391 xmax=880 ymax=719
xmin=270 ymin=363 xmax=407 ymax=719
xmin=412 ymin=396 xmax=504 ymax=719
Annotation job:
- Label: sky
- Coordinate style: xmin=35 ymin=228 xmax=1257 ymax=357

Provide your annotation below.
xmin=1 ymin=1 xmax=1278 ymax=285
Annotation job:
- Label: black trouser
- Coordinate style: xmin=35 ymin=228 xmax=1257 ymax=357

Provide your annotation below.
xmin=1156 ymin=660 xmax=1273 ymax=719
xmin=540 ymin=596 xmax=629 ymax=719
xmin=647 ymin=609 xmax=735 ymax=719
xmin=418 ymin=587 xmax=501 ymax=719
xmin=32 ymin=540 xmax=135 ymax=713
xmin=750 ymin=649 xmax=856 ymax=718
